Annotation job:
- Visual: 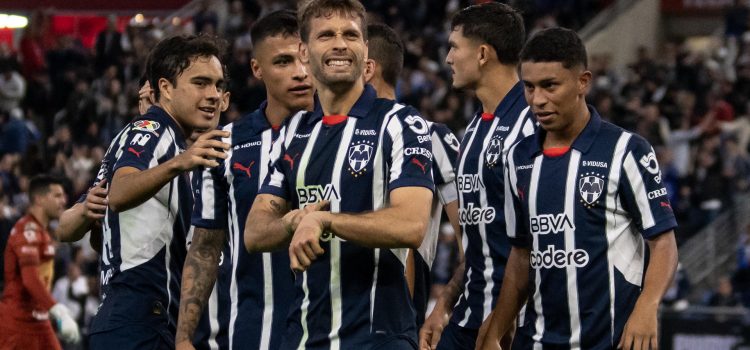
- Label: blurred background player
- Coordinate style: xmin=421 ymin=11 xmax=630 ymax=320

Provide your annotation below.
xmin=0 ymin=175 xmax=80 ymax=349
xmin=175 ymin=9 xmax=313 ymax=350
xmin=87 ymin=35 xmax=231 ymax=349
xmin=362 ymin=22 xmax=462 ymax=330
xmin=478 ymin=27 xmax=678 ymax=350
xmin=244 ymin=0 xmax=434 ymax=348
xmin=421 ymin=4 xmax=536 ymax=350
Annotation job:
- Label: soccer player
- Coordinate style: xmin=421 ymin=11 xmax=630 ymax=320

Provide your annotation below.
xmin=87 ymin=35 xmax=232 ymax=349
xmin=175 ymin=10 xmax=313 ymax=350
xmin=363 ymin=22 xmax=462 ymax=329
xmin=0 ymin=175 xmax=80 ymax=349
xmin=476 ymin=28 xmax=678 ymax=350
xmin=420 ymin=4 xmax=536 ymax=350
xmin=244 ymin=0 xmax=434 ymax=348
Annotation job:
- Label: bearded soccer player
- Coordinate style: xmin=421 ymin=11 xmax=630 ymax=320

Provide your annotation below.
xmin=176 ymin=10 xmax=313 ymax=350
xmin=87 ymin=35 xmax=232 ymax=349
xmin=0 ymin=175 xmax=80 ymax=349
xmin=244 ymin=0 xmax=434 ymax=348
xmin=420 ymin=4 xmax=536 ymax=350
xmin=477 ymin=28 xmax=678 ymax=350
xmin=363 ymin=22 xmax=462 ymax=330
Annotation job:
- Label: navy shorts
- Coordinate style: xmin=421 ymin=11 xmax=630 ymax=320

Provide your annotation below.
xmin=89 ymin=324 xmax=172 ymax=350
xmin=436 ymin=322 xmax=478 ymax=350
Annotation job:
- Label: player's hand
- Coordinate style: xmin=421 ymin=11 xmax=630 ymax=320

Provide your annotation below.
xmin=176 ymin=340 xmax=197 ymax=350
xmin=618 ymin=300 xmax=658 ymax=350
xmin=419 ymin=304 xmax=450 ymax=349
xmin=138 ymin=81 xmax=155 ymax=115
xmin=289 ymin=212 xmax=328 ymax=272
xmin=282 ymin=200 xmax=330 ymax=233
xmin=174 ymin=130 xmax=231 ymax=171
xmin=49 ymin=303 xmax=81 ymax=344
xmin=84 ymin=180 xmax=108 ymax=220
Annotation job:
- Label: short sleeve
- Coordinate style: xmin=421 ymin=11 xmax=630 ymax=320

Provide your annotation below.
xmin=385 ymin=108 xmax=435 ymax=192
xmin=504 ymin=145 xmax=531 ymax=248
xmin=113 ymin=119 xmax=166 ymax=172
xmin=430 ymin=123 xmax=459 ymax=186
xmin=191 ymin=165 xmax=229 ymax=229
xmin=258 ymin=123 xmax=291 ymax=200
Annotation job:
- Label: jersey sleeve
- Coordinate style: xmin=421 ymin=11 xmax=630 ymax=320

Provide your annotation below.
xmin=385 ymin=107 xmax=435 ymax=192
xmin=504 ymin=144 xmax=531 ymax=248
xmin=259 ymin=123 xmax=291 ymax=200
xmin=112 ymin=118 xmax=166 ymax=172
xmin=618 ymin=135 xmax=678 ymax=238
xmin=191 ymin=164 xmax=229 ymax=229
xmin=431 ymin=123 xmax=459 ymax=205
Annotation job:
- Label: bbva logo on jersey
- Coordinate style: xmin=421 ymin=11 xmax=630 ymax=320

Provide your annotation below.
xmin=579 ymin=172 xmax=605 ymax=206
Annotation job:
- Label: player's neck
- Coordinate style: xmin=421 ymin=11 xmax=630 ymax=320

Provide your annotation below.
xmin=158 ymin=101 xmax=193 ymax=141
xmin=544 ymin=101 xmax=590 ymax=149
xmin=27 ymin=205 xmax=49 ymax=229
xmin=316 ymin=79 xmax=365 ymax=116
xmin=264 ymin=100 xmax=295 ymax=127
xmin=370 ymin=78 xmax=396 ymax=100
xmin=476 ymin=64 xmax=518 ymax=114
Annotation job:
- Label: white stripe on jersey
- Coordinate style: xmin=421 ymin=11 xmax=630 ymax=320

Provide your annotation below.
xmin=201 ymin=169 xmax=216 ymax=220
xmin=165 ymin=127 xmax=182 ymax=323
xmin=623 ymin=152 xmax=656 ymax=229
xmin=327 ymin=117 xmax=357 ymax=350
xmin=502 ymin=107 xmax=532 ymax=165
xmin=295 ymin=120 xmax=323 ymax=350
xmin=528 ymin=155 xmax=545 ymax=346
xmin=455 ymin=117 xmax=481 ymax=323
xmin=564 ymin=151 xmax=582 ymax=350
xmin=102 ymin=127 xmax=132 ymax=266
xmin=259 ymin=129 xmax=275 ymax=350
xmin=386 ymin=116 xmax=405 ymax=185
xmin=431 ymin=126 xmax=454 ymax=182
xmin=605 ymin=132 xmax=631 ymax=346
xmin=208 ymin=283 xmax=220 ymax=350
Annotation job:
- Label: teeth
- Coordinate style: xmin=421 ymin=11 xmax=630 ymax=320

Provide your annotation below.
xmin=327 ymin=59 xmax=350 ymax=67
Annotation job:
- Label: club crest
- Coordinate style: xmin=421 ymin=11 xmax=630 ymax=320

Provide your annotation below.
xmin=579 ymin=172 xmax=605 ymax=207
xmin=348 ymin=141 xmax=374 ymax=176
xmin=485 ymin=137 xmax=503 ymax=167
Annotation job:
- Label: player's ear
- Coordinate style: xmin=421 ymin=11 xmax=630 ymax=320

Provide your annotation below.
xmin=478 ymin=44 xmax=491 ymax=66
xmin=363 ymin=59 xmax=375 ymax=83
xmin=299 ymin=42 xmax=310 ymax=64
xmin=158 ymin=77 xmax=172 ymax=102
xmin=251 ymin=58 xmax=262 ymax=80
xmin=578 ymin=69 xmax=592 ymax=95
xmin=220 ymin=91 xmax=231 ymax=112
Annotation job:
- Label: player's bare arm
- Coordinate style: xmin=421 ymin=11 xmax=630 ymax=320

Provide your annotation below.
xmin=289 ymin=186 xmax=432 ymax=272
xmin=175 ymin=227 xmax=225 ymax=349
xmin=420 ymin=200 xmax=465 ymax=350
xmin=618 ymin=231 xmax=677 ymax=350
xmin=244 ymin=194 xmax=329 ymax=253
xmin=56 ymin=179 xmax=107 ymax=242
xmin=476 ymin=246 xmax=531 ymax=350
xmin=108 ymin=129 xmax=230 ymax=212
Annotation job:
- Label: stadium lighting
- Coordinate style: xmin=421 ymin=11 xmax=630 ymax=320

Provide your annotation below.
xmin=134 ymin=13 xmax=144 ymax=24
xmin=0 ymin=14 xmax=28 ymax=29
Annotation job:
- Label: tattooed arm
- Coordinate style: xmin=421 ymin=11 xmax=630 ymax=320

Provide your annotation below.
xmin=244 ymin=193 xmax=329 ymax=253
xmin=175 ymin=227 xmax=225 ymax=349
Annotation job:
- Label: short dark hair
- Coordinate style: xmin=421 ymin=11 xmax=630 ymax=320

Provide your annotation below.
xmin=146 ymin=34 xmax=228 ymax=101
xmin=520 ymin=27 xmax=588 ymax=69
xmin=367 ymin=23 xmax=403 ymax=87
xmin=251 ymin=9 xmax=299 ymax=50
xmin=451 ymin=2 xmax=525 ymax=66
xmin=28 ymin=175 xmax=64 ymax=203
xmin=298 ymin=0 xmax=367 ymax=43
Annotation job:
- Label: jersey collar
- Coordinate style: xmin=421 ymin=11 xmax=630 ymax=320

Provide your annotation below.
xmin=475 ymin=81 xmax=525 ymax=121
xmin=531 ymin=104 xmax=602 ymax=155
xmin=307 ymin=84 xmax=377 ymax=125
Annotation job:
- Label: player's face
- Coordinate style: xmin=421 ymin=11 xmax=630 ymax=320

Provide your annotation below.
xmin=160 ymin=55 xmax=225 ymax=133
xmin=42 ymin=184 xmax=66 ymax=220
xmin=445 ymin=27 xmax=481 ymax=90
xmin=252 ymin=34 xmax=313 ymax=113
xmin=187 ymin=91 xmax=227 ymax=146
xmin=521 ymin=61 xmax=591 ymax=133
xmin=301 ymin=13 xmax=366 ymax=89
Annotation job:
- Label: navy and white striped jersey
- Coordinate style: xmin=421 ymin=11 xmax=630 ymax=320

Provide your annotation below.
xmin=259 ymin=85 xmax=434 ymax=349
xmin=90 ymin=106 xmax=193 ymax=342
xmin=412 ymin=122 xmax=460 ymax=326
xmin=191 ymin=102 xmax=293 ymax=350
xmin=451 ymin=82 xmax=536 ymax=330
xmin=504 ymin=107 xmax=677 ymax=349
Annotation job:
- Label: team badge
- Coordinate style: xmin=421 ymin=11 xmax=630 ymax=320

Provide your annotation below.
xmin=444 ymin=133 xmax=460 ymax=152
xmin=132 ymin=120 xmax=161 ymax=136
xmin=579 ymin=172 xmax=605 ymax=207
xmin=485 ymin=137 xmax=503 ymax=167
xmin=348 ymin=140 xmax=374 ymax=176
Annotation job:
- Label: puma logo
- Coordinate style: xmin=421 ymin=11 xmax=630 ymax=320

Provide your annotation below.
xmin=232 ymin=161 xmax=255 ymax=177
xmin=128 ymin=147 xmax=145 ymax=158
xmin=284 ymin=153 xmax=300 ymax=170
xmin=411 ymin=158 xmax=427 ymax=173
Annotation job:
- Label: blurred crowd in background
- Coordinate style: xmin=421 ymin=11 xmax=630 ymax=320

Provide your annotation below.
xmin=1 ymin=0 xmax=750 ymax=342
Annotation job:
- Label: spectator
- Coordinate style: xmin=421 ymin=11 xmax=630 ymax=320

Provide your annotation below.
xmin=706 ymin=275 xmax=742 ymax=307
xmin=0 ymin=58 xmax=26 ymax=119
xmin=94 ymin=15 xmax=123 ymax=74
